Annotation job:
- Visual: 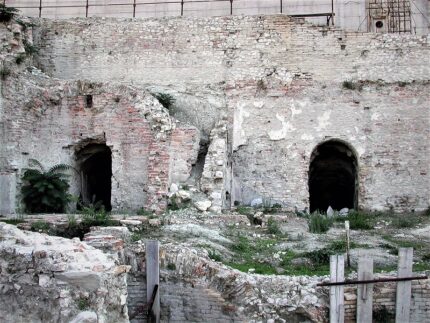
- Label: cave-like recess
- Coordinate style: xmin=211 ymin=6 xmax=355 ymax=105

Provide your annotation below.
xmin=309 ymin=140 xmax=358 ymax=213
xmin=76 ymin=144 xmax=112 ymax=211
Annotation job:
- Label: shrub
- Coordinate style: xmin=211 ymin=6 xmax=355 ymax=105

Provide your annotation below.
xmin=167 ymin=263 xmax=176 ymax=270
xmin=80 ymin=204 xmax=113 ymax=227
xmin=267 ymin=217 xmax=281 ymax=235
xmin=236 ymin=205 xmax=253 ymax=216
xmin=0 ymin=4 xmax=19 ymax=23
xmin=31 ymin=220 xmax=50 ymax=232
xmin=153 ymin=92 xmax=175 ymax=110
xmin=21 ymin=159 xmax=72 ymax=213
xmin=308 ymin=212 xmax=333 ymax=233
xmin=347 ymin=211 xmax=373 ymax=230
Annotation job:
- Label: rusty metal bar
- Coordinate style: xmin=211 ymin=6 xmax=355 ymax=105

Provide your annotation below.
xmin=317 ymin=275 xmax=427 ymax=287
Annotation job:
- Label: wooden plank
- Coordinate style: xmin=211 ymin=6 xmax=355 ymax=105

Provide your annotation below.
xmin=357 ymin=253 xmax=373 ymax=323
xmin=395 ymin=247 xmax=413 ymax=323
xmin=146 ymin=240 xmax=160 ymax=323
xmin=330 ymin=255 xmax=345 ymax=323
xmin=345 ymin=221 xmax=350 ymax=268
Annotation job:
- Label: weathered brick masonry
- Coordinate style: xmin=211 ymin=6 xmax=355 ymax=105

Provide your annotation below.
xmin=1 ymin=14 xmax=429 ymax=213
xmin=29 ymin=15 xmax=430 ymax=212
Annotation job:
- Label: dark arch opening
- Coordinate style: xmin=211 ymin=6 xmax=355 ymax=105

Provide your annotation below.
xmin=309 ymin=140 xmax=358 ymax=213
xmin=76 ymin=144 xmax=112 ymax=211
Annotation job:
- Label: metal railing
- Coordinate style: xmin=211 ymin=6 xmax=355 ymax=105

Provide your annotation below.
xmin=4 ymin=0 xmax=335 ymax=25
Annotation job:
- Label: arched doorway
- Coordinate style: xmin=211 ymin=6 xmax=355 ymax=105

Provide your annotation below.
xmin=309 ymin=140 xmax=358 ymax=213
xmin=76 ymin=144 xmax=112 ymax=211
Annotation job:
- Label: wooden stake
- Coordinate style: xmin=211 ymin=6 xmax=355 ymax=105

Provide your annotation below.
xmin=395 ymin=248 xmax=413 ymax=323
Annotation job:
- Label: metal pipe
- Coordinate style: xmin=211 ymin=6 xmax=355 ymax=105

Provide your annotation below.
xmin=39 ymin=0 xmax=42 ymax=17
xmin=86 ymin=0 xmax=89 ymax=17
xmin=181 ymin=0 xmax=184 ymax=16
xmin=133 ymin=0 xmax=136 ymax=18
xmin=317 ymin=275 xmax=428 ymax=287
xmin=280 ymin=0 xmax=282 ymax=14
xmin=230 ymin=0 xmax=233 ymax=15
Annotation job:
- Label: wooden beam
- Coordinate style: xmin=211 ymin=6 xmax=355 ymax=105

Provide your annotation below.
xmin=357 ymin=253 xmax=373 ymax=323
xmin=330 ymin=255 xmax=344 ymax=323
xmin=146 ymin=240 xmax=160 ymax=323
xmin=396 ymin=247 xmax=413 ymax=323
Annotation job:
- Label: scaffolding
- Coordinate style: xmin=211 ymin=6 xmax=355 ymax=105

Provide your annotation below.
xmin=367 ymin=0 xmax=412 ymax=33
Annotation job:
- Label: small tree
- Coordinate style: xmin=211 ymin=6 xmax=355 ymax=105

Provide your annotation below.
xmin=21 ymin=159 xmax=72 ymax=213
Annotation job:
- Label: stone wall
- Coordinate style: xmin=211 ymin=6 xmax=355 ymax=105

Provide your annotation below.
xmin=0 ymin=223 xmax=129 ymax=323
xmin=29 ymin=15 xmax=430 ymax=212
xmin=124 ymin=242 xmax=430 ymax=323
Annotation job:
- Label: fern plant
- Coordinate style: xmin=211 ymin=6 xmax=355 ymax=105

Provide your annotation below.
xmin=21 ymin=159 xmax=72 ymax=213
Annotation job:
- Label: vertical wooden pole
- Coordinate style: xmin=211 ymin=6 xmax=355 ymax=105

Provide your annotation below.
xmin=146 ymin=240 xmax=160 ymax=323
xmin=357 ymin=253 xmax=373 ymax=323
xmin=395 ymin=248 xmax=413 ymax=323
xmin=345 ymin=221 xmax=351 ymax=268
xmin=330 ymin=255 xmax=345 ymax=323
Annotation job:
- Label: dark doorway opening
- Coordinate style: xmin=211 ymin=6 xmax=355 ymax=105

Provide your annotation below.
xmin=309 ymin=140 xmax=358 ymax=213
xmin=77 ymin=144 xmax=112 ymax=211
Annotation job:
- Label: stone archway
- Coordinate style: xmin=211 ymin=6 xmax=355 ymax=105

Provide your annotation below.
xmin=76 ymin=144 xmax=112 ymax=211
xmin=309 ymin=140 xmax=358 ymax=213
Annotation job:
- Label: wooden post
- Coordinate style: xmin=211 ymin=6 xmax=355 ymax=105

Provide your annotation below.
xmin=330 ymin=255 xmax=345 ymax=323
xmin=146 ymin=240 xmax=160 ymax=323
xmin=345 ymin=221 xmax=351 ymax=268
xmin=357 ymin=253 xmax=373 ymax=323
xmin=395 ymin=248 xmax=413 ymax=323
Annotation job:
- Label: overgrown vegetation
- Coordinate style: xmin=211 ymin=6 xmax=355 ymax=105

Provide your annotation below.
xmin=77 ymin=297 xmax=90 ymax=311
xmin=31 ymin=220 xmax=50 ymax=232
xmin=80 ymin=204 xmax=114 ymax=227
xmin=21 ymin=159 xmax=72 ymax=213
xmin=0 ymin=4 xmax=19 ymax=23
xmin=137 ymin=207 xmax=153 ymax=216
xmin=267 ymin=217 xmax=281 ymax=235
xmin=344 ymin=210 xmax=373 ymax=230
xmin=15 ymin=53 xmax=26 ymax=65
xmin=153 ymin=92 xmax=175 ymax=110
xmin=308 ymin=212 xmax=333 ymax=233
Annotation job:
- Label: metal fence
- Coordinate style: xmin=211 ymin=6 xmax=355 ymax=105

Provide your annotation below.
xmin=4 ymin=0 xmax=335 ymax=22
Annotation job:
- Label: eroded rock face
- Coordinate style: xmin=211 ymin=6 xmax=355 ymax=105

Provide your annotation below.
xmin=0 ymin=223 xmax=129 ymax=323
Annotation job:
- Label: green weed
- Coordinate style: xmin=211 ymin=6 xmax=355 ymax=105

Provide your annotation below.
xmin=308 ymin=212 xmax=333 ymax=233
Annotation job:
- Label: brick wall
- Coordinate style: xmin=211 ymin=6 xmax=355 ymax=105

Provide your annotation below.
xmin=30 ymin=15 xmax=430 ymax=212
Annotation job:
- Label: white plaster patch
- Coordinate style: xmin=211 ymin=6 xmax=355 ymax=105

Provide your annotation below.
xmin=371 ymin=113 xmax=379 ymax=121
xmin=268 ymin=114 xmax=295 ymax=141
xmin=290 ymin=103 xmax=302 ymax=117
xmin=316 ymin=111 xmax=331 ymax=131
xmin=233 ymin=102 xmax=250 ymax=150
xmin=300 ymin=134 xmax=314 ymax=140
